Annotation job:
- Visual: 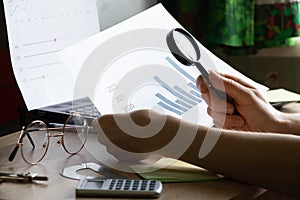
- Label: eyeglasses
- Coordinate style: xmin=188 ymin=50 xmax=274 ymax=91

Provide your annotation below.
xmin=9 ymin=113 xmax=89 ymax=165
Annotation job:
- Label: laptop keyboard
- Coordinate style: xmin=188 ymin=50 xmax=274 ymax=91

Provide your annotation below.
xmin=66 ymin=104 xmax=100 ymax=118
xmin=34 ymin=97 xmax=101 ymax=126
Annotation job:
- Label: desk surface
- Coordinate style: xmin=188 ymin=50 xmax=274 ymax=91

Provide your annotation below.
xmin=0 ymin=130 xmax=298 ymax=200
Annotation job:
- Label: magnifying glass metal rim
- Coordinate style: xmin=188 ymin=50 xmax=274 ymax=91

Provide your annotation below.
xmin=166 ymin=28 xmax=227 ymax=101
xmin=166 ymin=28 xmax=211 ymax=82
xmin=166 ymin=28 xmax=200 ymax=66
xmin=166 ymin=28 xmax=210 ymax=80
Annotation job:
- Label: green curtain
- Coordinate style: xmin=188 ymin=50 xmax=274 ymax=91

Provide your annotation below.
xmin=161 ymin=0 xmax=300 ymax=55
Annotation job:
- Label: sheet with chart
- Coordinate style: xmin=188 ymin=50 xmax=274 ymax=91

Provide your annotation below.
xmin=59 ymin=4 xmax=268 ymax=126
xmin=3 ymin=0 xmax=100 ymax=110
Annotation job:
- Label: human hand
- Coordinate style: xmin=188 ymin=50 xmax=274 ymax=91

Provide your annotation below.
xmin=92 ymin=109 xmax=182 ymax=162
xmin=196 ymin=71 xmax=285 ymax=132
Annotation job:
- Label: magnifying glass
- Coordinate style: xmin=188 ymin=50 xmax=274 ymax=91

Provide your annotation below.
xmin=166 ymin=28 xmax=227 ymax=100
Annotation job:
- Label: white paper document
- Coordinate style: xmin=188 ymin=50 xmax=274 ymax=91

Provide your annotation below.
xmin=265 ymin=88 xmax=300 ymax=103
xmin=59 ymin=4 xmax=268 ymax=126
xmin=3 ymin=0 xmax=100 ymax=110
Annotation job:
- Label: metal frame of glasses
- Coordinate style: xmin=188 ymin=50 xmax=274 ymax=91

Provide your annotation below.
xmin=8 ymin=112 xmax=89 ymax=165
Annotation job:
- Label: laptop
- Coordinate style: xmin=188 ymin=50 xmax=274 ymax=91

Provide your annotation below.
xmin=33 ymin=97 xmax=101 ymax=127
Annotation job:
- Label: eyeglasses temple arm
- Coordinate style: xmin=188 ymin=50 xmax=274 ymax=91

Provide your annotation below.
xmin=26 ymin=132 xmax=35 ymax=148
xmin=8 ymin=127 xmax=36 ymax=162
xmin=8 ymin=145 xmax=19 ymax=162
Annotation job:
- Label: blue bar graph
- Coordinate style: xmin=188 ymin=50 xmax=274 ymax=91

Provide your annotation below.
xmin=165 ymin=57 xmax=196 ymax=83
xmin=173 ymin=85 xmax=201 ymax=103
xmin=188 ymin=82 xmax=199 ymax=91
xmin=153 ymin=57 xmax=205 ymax=116
xmin=190 ymin=90 xmax=202 ymax=99
xmin=157 ymin=102 xmax=183 ymax=115
xmin=176 ymin=99 xmax=193 ymax=109
xmin=155 ymin=93 xmax=188 ymax=112
xmin=153 ymin=76 xmax=197 ymax=106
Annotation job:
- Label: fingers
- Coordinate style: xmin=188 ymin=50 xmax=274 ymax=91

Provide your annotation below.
xmin=207 ymin=107 xmax=245 ymax=129
xmin=197 ymin=75 xmax=235 ymax=114
xmin=196 ymin=75 xmax=209 ymax=94
xmin=198 ymin=71 xmax=257 ymax=106
xmin=215 ymin=72 xmax=256 ymax=89
xmin=208 ymin=71 xmax=253 ymax=105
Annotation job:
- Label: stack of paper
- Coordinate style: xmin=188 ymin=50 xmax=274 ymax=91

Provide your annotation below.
xmin=264 ymin=88 xmax=300 ymax=103
xmin=131 ymin=157 xmax=221 ymax=182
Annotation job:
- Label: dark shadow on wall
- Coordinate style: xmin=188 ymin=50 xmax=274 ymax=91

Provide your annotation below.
xmin=0 ymin=3 xmax=27 ymax=136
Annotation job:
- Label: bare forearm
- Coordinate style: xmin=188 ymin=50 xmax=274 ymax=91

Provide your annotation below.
xmin=280 ymin=113 xmax=300 ymax=135
xmin=179 ymin=126 xmax=300 ymax=198
xmin=95 ymin=110 xmax=300 ymax=197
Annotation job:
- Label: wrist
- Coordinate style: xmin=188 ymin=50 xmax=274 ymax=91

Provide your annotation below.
xmin=179 ymin=125 xmax=209 ymax=165
xmin=277 ymin=112 xmax=300 ymax=135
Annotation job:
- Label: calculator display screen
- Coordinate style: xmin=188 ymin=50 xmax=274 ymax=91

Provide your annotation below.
xmin=85 ymin=180 xmax=104 ymax=189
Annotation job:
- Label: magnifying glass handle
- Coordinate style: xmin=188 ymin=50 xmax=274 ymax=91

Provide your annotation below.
xmin=209 ymin=85 xmax=227 ymax=101
xmin=194 ymin=62 xmax=227 ymax=101
xmin=194 ymin=62 xmax=209 ymax=80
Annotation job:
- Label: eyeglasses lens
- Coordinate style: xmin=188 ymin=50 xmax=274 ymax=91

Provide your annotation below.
xmin=21 ymin=121 xmax=49 ymax=164
xmin=62 ymin=113 xmax=88 ymax=154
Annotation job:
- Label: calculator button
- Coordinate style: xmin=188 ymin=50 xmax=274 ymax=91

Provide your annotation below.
xmin=109 ymin=180 xmax=116 ymax=190
xmin=149 ymin=186 xmax=155 ymax=190
xmin=115 ymin=180 xmax=123 ymax=190
xmin=149 ymin=181 xmax=157 ymax=190
xmin=132 ymin=185 xmax=138 ymax=190
xmin=124 ymin=180 xmax=131 ymax=189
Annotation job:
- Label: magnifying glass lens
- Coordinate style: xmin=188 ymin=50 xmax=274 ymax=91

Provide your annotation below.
xmin=173 ymin=31 xmax=198 ymax=62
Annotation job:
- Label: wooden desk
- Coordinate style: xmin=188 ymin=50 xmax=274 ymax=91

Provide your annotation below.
xmin=0 ymin=130 xmax=297 ymax=200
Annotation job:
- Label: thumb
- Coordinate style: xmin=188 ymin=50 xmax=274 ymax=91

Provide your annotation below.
xmin=209 ymin=71 xmax=252 ymax=104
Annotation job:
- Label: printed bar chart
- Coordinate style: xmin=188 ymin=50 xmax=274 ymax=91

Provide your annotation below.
xmin=153 ymin=57 xmax=203 ymax=116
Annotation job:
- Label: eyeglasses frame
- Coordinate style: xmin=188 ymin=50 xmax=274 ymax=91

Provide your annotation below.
xmin=8 ymin=113 xmax=89 ymax=165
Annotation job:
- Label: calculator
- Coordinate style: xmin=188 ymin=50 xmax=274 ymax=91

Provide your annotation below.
xmin=76 ymin=178 xmax=163 ymax=198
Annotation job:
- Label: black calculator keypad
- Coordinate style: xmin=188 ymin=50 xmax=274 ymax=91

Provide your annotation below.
xmin=108 ymin=179 xmax=157 ymax=191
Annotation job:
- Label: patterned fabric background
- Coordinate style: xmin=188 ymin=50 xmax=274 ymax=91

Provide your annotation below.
xmin=161 ymin=0 xmax=300 ymax=54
